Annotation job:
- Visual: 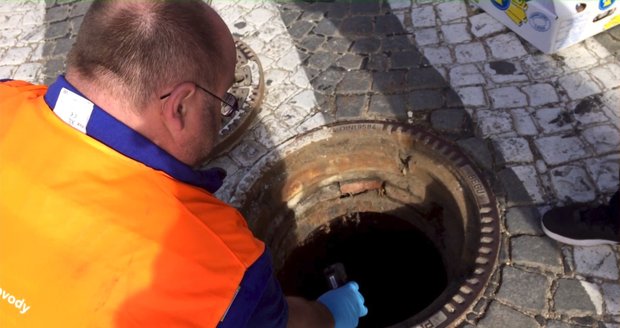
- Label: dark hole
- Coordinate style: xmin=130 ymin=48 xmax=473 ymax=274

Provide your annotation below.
xmin=277 ymin=212 xmax=448 ymax=327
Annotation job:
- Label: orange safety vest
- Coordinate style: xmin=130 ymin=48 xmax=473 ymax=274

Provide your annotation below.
xmin=0 ymin=79 xmax=274 ymax=327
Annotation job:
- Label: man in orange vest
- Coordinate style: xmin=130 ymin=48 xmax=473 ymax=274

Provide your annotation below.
xmin=0 ymin=1 xmax=367 ymax=327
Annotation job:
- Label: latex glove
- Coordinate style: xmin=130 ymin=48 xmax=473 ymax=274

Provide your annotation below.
xmin=317 ymin=281 xmax=368 ymax=328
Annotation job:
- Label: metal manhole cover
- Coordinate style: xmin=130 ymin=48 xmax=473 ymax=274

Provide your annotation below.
xmin=211 ymin=38 xmax=264 ymax=155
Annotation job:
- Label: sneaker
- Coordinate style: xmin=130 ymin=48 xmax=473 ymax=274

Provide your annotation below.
xmin=541 ymin=203 xmax=619 ymax=246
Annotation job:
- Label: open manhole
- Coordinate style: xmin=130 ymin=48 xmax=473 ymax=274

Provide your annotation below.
xmin=235 ymin=121 xmax=500 ymax=327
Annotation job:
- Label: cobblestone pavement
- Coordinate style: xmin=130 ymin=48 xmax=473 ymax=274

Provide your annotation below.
xmin=1 ymin=0 xmax=619 ymax=327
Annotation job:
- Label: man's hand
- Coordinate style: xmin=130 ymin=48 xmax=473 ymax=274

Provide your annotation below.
xmin=317 ymin=281 xmax=368 ymax=328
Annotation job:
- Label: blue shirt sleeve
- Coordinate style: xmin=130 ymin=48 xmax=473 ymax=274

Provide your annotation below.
xmin=217 ymin=249 xmax=288 ymax=328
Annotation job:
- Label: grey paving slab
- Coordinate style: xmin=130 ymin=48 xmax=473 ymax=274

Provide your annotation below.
xmin=477 ymin=301 xmax=539 ymax=328
xmin=496 ymin=266 xmax=549 ymax=312
xmin=554 ymin=278 xmax=601 ymax=316
xmin=511 ymin=235 xmax=563 ymax=273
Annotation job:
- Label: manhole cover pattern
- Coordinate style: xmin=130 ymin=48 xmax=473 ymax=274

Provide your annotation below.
xmin=212 ymin=38 xmax=264 ymax=155
xmin=233 ymin=121 xmax=501 ymax=328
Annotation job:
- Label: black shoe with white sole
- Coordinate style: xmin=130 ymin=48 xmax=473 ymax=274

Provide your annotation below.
xmin=541 ymin=203 xmax=619 ymax=246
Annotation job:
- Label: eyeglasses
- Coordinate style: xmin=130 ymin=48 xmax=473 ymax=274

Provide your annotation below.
xmin=160 ymin=83 xmax=238 ymax=117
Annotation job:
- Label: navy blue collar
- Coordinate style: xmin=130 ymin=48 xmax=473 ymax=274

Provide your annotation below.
xmin=43 ymin=75 xmax=225 ymax=194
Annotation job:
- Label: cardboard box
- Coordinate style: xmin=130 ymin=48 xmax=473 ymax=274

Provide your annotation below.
xmin=472 ymin=0 xmax=620 ymax=53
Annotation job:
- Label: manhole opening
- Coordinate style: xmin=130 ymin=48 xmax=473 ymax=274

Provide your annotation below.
xmin=278 ymin=212 xmax=447 ymax=328
xmin=237 ymin=121 xmax=500 ymax=327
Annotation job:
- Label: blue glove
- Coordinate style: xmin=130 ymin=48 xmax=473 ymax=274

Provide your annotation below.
xmin=317 ymin=281 xmax=368 ymax=328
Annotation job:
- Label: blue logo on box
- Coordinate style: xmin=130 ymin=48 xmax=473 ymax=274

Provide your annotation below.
xmin=529 ymin=12 xmax=552 ymax=31
xmin=600 ymin=0 xmax=615 ymax=10
xmin=491 ymin=0 xmax=510 ymax=10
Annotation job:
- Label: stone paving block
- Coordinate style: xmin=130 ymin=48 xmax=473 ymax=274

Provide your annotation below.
xmin=554 ymin=279 xmax=600 ymax=316
xmin=496 ymin=266 xmax=548 ymax=311
xmin=252 ymin=115 xmax=295 ymax=147
xmin=545 ymin=321 xmax=573 ymax=328
xmin=469 ymin=12 xmax=506 ymax=38
xmin=340 ymin=16 xmax=373 ymax=37
xmin=485 ymin=61 xmax=529 ymax=84
xmin=0 ymin=65 xmax=15 ymax=78
xmin=323 ymin=37 xmax=352 ymax=54
xmin=441 ymin=23 xmax=472 ymax=44
xmin=335 ymin=94 xmax=366 ymax=118
xmin=367 ymin=53 xmax=389 ymax=71
xmin=558 ymin=72 xmax=602 ymax=100
xmin=375 ymin=14 xmax=403 ymax=35
xmin=295 ymin=112 xmax=331 ymax=134
xmin=511 ymin=235 xmax=563 ymax=272
xmin=585 ymin=156 xmax=620 ymax=194
xmin=45 ymin=20 xmax=71 ymax=40
xmin=411 ymin=5 xmax=435 ymax=28
xmin=582 ymin=125 xmax=620 ymax=155
xmin=456 ymin=86 xmax=487 ymax=107
xmin=382 ymin=35 xmax=413 ymax=52
xmin=372 ymin=71 xmax=407 ymax=92
xmin=476 ymin=109 xmax=513 ymax=136
xmin=486 ymin=33 xmax=527 ymax=60
xmin=336 ymin=71 xmax=372 ymax=94
xmin=288 ymin=20 xmax=315 ymax=40
xmin=289 ymin=89 xmax=317 ymax=111
xmin=422 ymin=46 xmax=453 ymax=65
xmin=413 ymin=27 xmax=439 ymax=46
xmin=499 ymin=166 xmax=546 ymax=205
xmin=229 ymin=139 xmax=269 ymax=167
xmin=534 ymin=136 xmax=589 ymax=166
xmin=556 ymin=43 xmax=599 ymax=70
xmin=350 ymin=37 xmax=381 ymax=54
xmin=408 ymin=89 xmax=444 ymax=111
xmin=583 ymin=36 xmax=613 ymax=59
xmin=574 ymin=246 xmax=619 ymax=280
xmin=313 ymin=69 xmax=344 ymax=94
xmin=590 ymin=63 xmax=620 ymax=91
xmin=69 ymin=0 xmax=92 ymax=18
xmin=13 ymin=63 xmax=40 ymax=82
xmin=368 ymin=94 xmax=408 ymax=120
xmin=505 ymin=206 xmax=543 ymax=235
xmin=406 ymin=67 xmax=447 ymax=90
xmin=0 ymin=47 xmax=32 ymax=66
xmin=533 ymin=107 xmax=574 ymax=134
xmin=0 ymin=28 xmax=20 ymax=47
xmin=488 ymin=86 xmax=527 ymax=109
xmin=20 ymin=10 xmax=44 ymax=28
xmin=298 ymin=34 xmax=325 ymax=53
xmin=457 ymin=137 xmax=494 ymax=172
xmin=510 ymin=108 xmax=538 ymax=136
xmin=522 ymin=83 xmax=559 ymax=107
xmin=604 ymin=283 xmax=620 ymax=315
xmin=455 ymin=42 xmax=487 ymax=63
xmin=430 ymin=108 xmax=468 ymax=133
xmin=573 ymin=98 xmax=611 ymax=126
xmin=437 ymin=1 xmax=468 ymax=22
xmin=477 ymin=301 xmax=539 ymax=328
xmin=549 ymin=165 xmax=596 ymax=203
xmin=335 ymin=53 xmax=364 ymax=71
xmin=313 ymin=18 xmax=338 ymax=37
xmin=449 ymin=64 xmax=485 ymax=87
xmin=387 ymin=0 xmax=411 ymax=11
xmin=522 ymin=54 xmax=564 ymax=80
xmin=494 ymin=137 xmax=534 ymax=164
xmin=391 ymin=50 xmax=424 ymax=69
xmin=45 ymin=5 xmax=69 ymax=23
xmin=52 ymin=37 xmax=75 ymax=57
xmin=601 ymin=89 xmax=620 ymax=120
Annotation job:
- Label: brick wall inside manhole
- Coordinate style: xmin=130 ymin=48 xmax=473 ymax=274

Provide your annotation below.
xmin=236 ymin=121 xmax=500 ymax=328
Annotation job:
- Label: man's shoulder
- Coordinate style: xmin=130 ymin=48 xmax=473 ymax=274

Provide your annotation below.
xmin=0 ymin=79 xmax=47 ymax=98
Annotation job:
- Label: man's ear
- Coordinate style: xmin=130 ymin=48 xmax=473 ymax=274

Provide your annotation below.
xmin=161 ymin=82 xmax=197 ymax=133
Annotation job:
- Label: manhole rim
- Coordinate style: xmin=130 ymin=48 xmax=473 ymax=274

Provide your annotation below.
xmin=231 ymin=120 xmax=501 ymax=328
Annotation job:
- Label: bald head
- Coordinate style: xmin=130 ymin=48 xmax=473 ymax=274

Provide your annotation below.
xmin=67 ymin=0 xmax=236 ymax=109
